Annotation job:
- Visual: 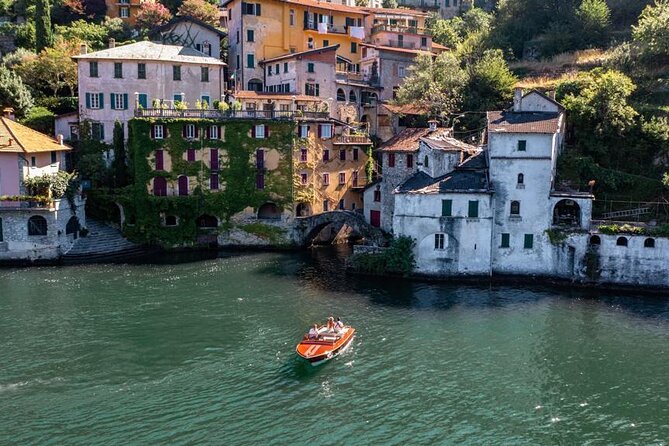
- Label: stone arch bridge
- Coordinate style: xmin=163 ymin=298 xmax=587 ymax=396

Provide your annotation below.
xmin=292 ymin=211 xmax=390 ymax=247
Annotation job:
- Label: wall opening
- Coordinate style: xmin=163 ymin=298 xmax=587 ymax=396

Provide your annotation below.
xmin=258 ymin=202 xmax=281 ymax=220
xmin=553 ymin=199 xmax=581 ymax=227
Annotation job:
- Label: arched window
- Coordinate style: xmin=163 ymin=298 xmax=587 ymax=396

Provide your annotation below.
xmin=336 ymin=88 xmax=345 ymax=102
xmin=164 ymin=215 xmax=178 ymax=226
xmin=589 ymin=235 xmax=601 ymax=245
xmin=510 ymin=200 xmax=520 ymax=215
xmin=258 ymin=202 xmax=281 ymax=219
xmin=349 ymin=90 xmax=357 ymax=104
xmin=196 ymin=214 xmax=218 ymax=228
xmin=247 ymin=79 xmax=263 ymax=92
xmin=644 ymin=238 xmax=655 ymax=248
xmin=66 ymin=217 xmax=79 ymax=235
xmin=424 ymin=155 xmax=429 ymax=168
xmin=28 ymin=216 xmax=47 ymax=236
xmin=616 ymin=237 xmax=628 ymax=247
xmin=153 ymin=177 xmax=167 ymax=196
xmin=178 ymin=175 xmax=189 ymax=196
xmin=517 ymin=173 xmax=524 ymax=184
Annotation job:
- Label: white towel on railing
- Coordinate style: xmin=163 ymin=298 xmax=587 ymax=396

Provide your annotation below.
xmin=317 ymin=22 xmax=328 ymax=34
xmin=349 ymin=26 xmax=365 ymax=40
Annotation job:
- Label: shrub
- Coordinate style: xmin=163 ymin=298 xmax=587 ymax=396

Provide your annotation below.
xmin=350 ymin=236 xmax=415 ymax=276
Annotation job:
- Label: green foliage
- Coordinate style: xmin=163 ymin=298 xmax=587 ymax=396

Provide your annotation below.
xmin=136 ymin=2 xmax=173 ymax=31
xmin=545 ymin=228 xmax=569 ymax=245
xmin=20 ymin=106 xmax=55 ymax=134
xmin=72 ymin=120 xmax=112 ymax=187
xmin=177 ymin=0 xmax=220 ymax=26
xmin=239 ymin=223 xmax=287 ymax=244
xmin=463 ymin=49 xmax=517 ymax=111
xmin=350 ymin=236 xmax=416 ymax=277
xmin=0 ymin=48 xmax=35 ymax=69
xmin=598 ymin=223 xmax=646 ymax=235
xmin=55 ymin=18 xmax=131 ymax=50
xmin=35 ymin=0 xmax=54 ymax=52
xmin=0 ymin=65 xmax=34 ymax=118
xmin=23 ymin=170 xmax=79 ymax=200
xmin=354 ymin=0 xmax=368 ymax=6
xmin=15 ymin=37 xmax=79 ymax=97
xmin=576 ymin=0 xmax=611 ymax=47
xmin=381 ymin=0 xmax=398 ymax=8
xmin=633 ymin=0 xmax=669 ymax=57
xmin=112 ymin=121 xmax=129 ymax=188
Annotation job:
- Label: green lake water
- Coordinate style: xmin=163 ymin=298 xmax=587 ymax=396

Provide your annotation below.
xmin=1 ymin=248 xmax=668 ymax=445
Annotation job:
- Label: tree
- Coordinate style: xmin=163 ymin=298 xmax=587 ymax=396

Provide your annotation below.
xmin=55 ymin=18 xmax=131 ymax=50
xmin=463 ymin=49 xmax=517 ymax=111
xmin=16 ymin=37 xmax=79 ymax=97
xmin=82 ymin=0 xmax=107 ymax=19
xmin=575 ymin=0 xmax=610 ymax=47
xmin=0 ymin=65 xmax=34 ymax=118
xmin=35 ymin=0 xmax=54 ymax=52
xmin=633 ymin=0 xmax=669 ymax=56
xmin=20 ymin=106 xmax=55 ymax=134
xmin=136 ymin=1 xmax=173 ymax=31
xmin=177 ymin=0 xmax=219 ymax=26
xmin=355 ymin=0 xmax=369 ymax=6
xmin=112 ymin=121 xmax=128 ymax=187
xmin=395 ymin=52 xmax=469 ymax=117
xmin=382 ymin=0 xmax=398 ymax=8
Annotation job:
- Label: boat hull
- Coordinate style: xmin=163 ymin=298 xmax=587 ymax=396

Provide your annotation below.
xmin=296 ymin=327 xmax=355 ymax=366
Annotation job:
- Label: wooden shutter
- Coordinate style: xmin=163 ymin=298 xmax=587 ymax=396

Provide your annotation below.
xmin=264 ymin=124 xmax=269 ymax=138
xmin=182 ymin=125 xmax=187 ymax=138
xmin=110 ymin=93 xmax=116 ymax=110
xmin=85 ymin=93 xmax=91 ymax=108
xmin=194 ymin=126 xmax=199 ymax=138
xmin=98 ymin=93 xmax=104 ymax=109
xmin=317 ymin=124 xmax=322 ymax=138
xmin=123 ymin=94 xmax=129 ymax=110
xmin=155 ymin=150 xmax=163 ymax=170
xmin=150 ymin=125 xmax=155 ymax=139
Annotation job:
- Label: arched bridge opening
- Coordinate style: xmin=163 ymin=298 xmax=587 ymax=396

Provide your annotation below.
xmin=293 ymin=211 xmax=390 ymax=248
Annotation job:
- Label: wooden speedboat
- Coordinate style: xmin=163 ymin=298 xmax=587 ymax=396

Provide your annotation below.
xmin=296 ymin=326 xmax=356 ymax=366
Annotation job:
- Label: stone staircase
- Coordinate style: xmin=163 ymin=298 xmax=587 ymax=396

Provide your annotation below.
xmin=62 ymin=220 xmax=148 ymax=264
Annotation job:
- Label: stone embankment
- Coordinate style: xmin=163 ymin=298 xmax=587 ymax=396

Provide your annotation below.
xmin=62 ymin=220 xmax=148 ymax=264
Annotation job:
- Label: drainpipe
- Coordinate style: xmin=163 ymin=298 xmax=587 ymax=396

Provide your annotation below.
xmin=240 ymin=7 xmax=245 ymax=90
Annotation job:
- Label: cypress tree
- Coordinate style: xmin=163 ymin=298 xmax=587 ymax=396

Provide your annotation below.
xmin=112 ymin=121 xmax=128 ymax=187
xmin=35 ymin=0 xmax=54 ymax=52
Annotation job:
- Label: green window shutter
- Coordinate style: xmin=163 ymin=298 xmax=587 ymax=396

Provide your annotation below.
xmin=85 ymin=93 xmax=91 ymax=109
xmin=123 ymin=93 xmax=128 ymax=110
xmin=441 ymin=199 xmax=452 ymax=217
xmin=99 ymin=124 xmax=105 ymax=141
xmin=468 ymin=200 xmax=479 ymax=218
xmin=501 ymin=233 xmax=510 ymax=248
xmin=524 ymin=234 xmax=534 ymax=249
xmin=98 ymin=93 xmax=104 ymax=109
xmin=138 ymin=94 xmax=147 ymax=109
xmin=201 ymin=96 xmax=210 ymax=106
xmin=110 ymin=93 xmax=116 ymax=110
xmin=518 ymin=140 xmax=527 ymax=151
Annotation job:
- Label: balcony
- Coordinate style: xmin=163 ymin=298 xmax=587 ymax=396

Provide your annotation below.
xmin=333 ymin=135 xmax=373 ymax=145
xmin=303 ymin=23 xmax=348 ymax=35
xmin=134 ymin=109 xmax=329 ymax=121
xmin=371 ymin=24 xmax=431 ymax=36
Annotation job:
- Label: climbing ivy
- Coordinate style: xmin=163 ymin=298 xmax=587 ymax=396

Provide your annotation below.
xmin=123 ymin=118 xmax=295 ymax=245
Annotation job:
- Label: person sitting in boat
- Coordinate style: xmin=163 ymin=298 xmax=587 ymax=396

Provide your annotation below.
xmin=326 ymin=317 xmax=335 ymax=332
xmin=334 ymin=317 xmax=344 ymax=332
xmin=308 ymin=324 xmax=320 ymax=340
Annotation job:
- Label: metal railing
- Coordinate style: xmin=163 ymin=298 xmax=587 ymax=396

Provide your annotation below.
xmin=135 ymin=109 xmax=329 ymax=120
xmin=333 ymin=135 xmax=373 ymax=145
xmin=372 ymin=24 xmax=431 ymax=36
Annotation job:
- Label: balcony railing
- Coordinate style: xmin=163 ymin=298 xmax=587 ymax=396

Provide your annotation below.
xmin=333 ymin=135 xmax=373 ymax=145
xmin=372 ymin=24 xmax=431 ymax=36
xmin=135 ymin=109 xmax=329 ymax=120
xmin=303 ymin=23 xmax=348 ymax=35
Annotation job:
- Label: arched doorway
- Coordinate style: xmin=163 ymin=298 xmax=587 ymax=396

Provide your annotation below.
xmin=196 ymin=214 xmax=218 ymax=228
xmin=553 ymin=199 xmax=581 ymax=227
xmin=248 ymin=79 xmax=263 ymax=92
xmin=349 ymin=90 xmax=357 ymax=104
xmin=258 ymin=202 xmax=281 ymax=220
xmin=66 ymin=216 xmax=80 ymax=239
xmin=153 ymin=177 xmax=167 ymax=196
xmin=296 ymin=202 xmax=311 ymax=217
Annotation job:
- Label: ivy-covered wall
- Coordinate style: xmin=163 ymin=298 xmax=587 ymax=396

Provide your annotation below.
xmin=123 ymin=118 xmax=295 ymax=245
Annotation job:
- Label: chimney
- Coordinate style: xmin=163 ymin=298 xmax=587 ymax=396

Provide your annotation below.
xmin=428 ymin=119 xmax=438 ymax=132
xmin=2 ymin=107 xmax=15 ymax=120
xmin=513 ymin=87 xmax=523 ymax=112
xmin=108 ymin=38 xmax=115 ymax=49
xmin=80 ymin=44 xmax=88 ymax=55
xmin=547 ymin=90 xmax=556 ymax=100
xmin=57 ymin=134 xmax=64 ymax=145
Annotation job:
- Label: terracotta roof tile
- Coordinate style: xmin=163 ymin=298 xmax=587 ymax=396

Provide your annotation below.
xmin=0 ymin=117 xmax=71 ymax=154
xmin=261 ymin=45 xmax=339 ymax=64
xmin=379 ymin=127 xmax=454 ymax=152
xmin=487 ymin=110 xmax=562 ymax=134
xmin=283 ymin=0 xmax=369 ymax=15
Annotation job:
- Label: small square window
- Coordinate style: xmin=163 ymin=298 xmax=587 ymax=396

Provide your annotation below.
xmin=434 ymin=233 xmax=445 ymax=250
xmin=307 ymin=62 xmax=315 ymax=73
xmin=173 ymin=65 xmax=181 ymax=81
xmin=339 ymin=172 xmax=346 ymax=185
xmin=524 ymin=234 xmax=534 ymax=249
xmin=518 ymin=140 xmax=527 ymax=151
xmin=501 ymin=233 xmax=510 ymax=248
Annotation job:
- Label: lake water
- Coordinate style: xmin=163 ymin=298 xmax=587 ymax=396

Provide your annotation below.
xmin=1 ymin=248 xmax=668 ymax=445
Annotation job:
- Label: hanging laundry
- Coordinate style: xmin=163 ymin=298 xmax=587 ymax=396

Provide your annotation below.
xmin=349 ymin=26 xmax=365 ymax=40
xmin=317 ymin=22 xmax=328 ymax=34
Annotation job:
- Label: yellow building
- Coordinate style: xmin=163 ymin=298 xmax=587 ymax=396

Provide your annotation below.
xmin=105 ymin=0 xmax=154 ymax=26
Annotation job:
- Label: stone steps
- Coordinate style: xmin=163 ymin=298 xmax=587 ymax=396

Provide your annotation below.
xmin=62 ymin=219 xmax=149 ymax=264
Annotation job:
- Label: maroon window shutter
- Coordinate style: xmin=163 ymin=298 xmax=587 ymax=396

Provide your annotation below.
xmin=205 ymin=126 xmax=210 ymax=139
xmin=256 ymin=149 xmax=264 ymax=169
xmin=155 ymin=150 xmax=164 ymax=170
xmin=317 ymin=124 xmax=322 ymax=138
xmin=182 ymin=125 xmax=187 ymax=138
xmin=210 ymin=173 xmax=219 ymax=190
xmin=256 ymin=172 xmax=265 ymax=189
xmin=195 ymin=126 xmax=199 ymax=138
xmin=265 ymin=124 xmax=269 ymax=138
xmin=218 ymin=125 xmax=222 ymax=140
xmin=161 ymin=124 xmax=167 ymax=137
xmin=211 ymin=149 xmax=219 ymax=170
xmin=187 ymin=149 xmax=195 ymax=162
xmin=150 ymin=125 xmax=155 ymax=139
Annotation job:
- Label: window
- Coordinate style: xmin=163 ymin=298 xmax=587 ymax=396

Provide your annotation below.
xmin=517 ymin=140 xmax=527 ymax=151
xmin=210 ymin=173 xmax=219 ymax=190
xmin=424 ymin=155 xmax=429 ymax=167
xmin=153 ymin=177 xmax=167 ymax=196
xmin=114 ymin=62 xmax=123 ymax=78
xmin=307 ymin=62 xmax=315 ymax=73
xmin=111 ymin=93 xmax=128 ymax=110
xmin=305 ymin=83 xmax=319 ymax=96
xmin=86 ymin=92 xmax=103 ymax=109
xmin=185 ymin=124 xmax=196 ymax=139
xmin=644 ymin=238 xmax=655 ymax=248
xmin=510 ymin=200 xmax=520 ymax=215
xmin=323 ymin=200 xmax=329 ymax=212
xmin=119 ymin=6 xmax=129 ymax=17
xmin=299 ymin=125 xmax=309 ymax=138
xmin=323 ymin=39 xmax=329 ymax=47
xmin=0 ymin=218 xmax=3 ymax=242
xmin=254 ymin=124 xmax=266 ymax=139
xmin=441 ymin=199 xmax=452 ymax=217
xmin=353 ymin=171 xmax=359 ymax=187
xmin=152 ymin=124 xmax=164 ymax=140
xmin=353 ymin=148 xmax=359 ymax=161
xmin=201 ymin=96 xmax=210 ymax=108
xmin=51 ymin=151 xmax=57 ymax=164
xmin=28 ymin=216 xmax=47 ymax=236
xmin=267 ymin=65 xmax=272 ymax=76
xmin=173 ymin=65 xmax=181 ymax=81
xmin=138 ymin=93 xmax=148 ymax=109
xmin=300 ymin=148 xmax=308 ymax=162
xmin=89 ymin=61 xmax=98 ymax=77
xmin=421 ymin=37 xmax=427 ymax=47
xmin=468 ymin=200 xmax=479 ymax=218
xmin=282 ymin=62 xmax=288 ymax=73
xmin=247 ymin=54 xmax=255 ymax=68
xmin=209 ymin=125 xmax=219 ymax=140
xmin=155 ymin=149 xmax=164 ymax=170
xmin=434 ymin=233 xmax=445 ymax=250
xmin=337 ymin=89 xmax=346 ymax=102
xmin=319 ymin=124 xmax=333 ymax=138
xmin=256 ymin=173 xmax=265 ymax=189
xmin=322 ymin=173 xmax=329 ymax=185
xmin=30 ymin=156 xmax=36 ymax=167
xmin=289 ymin=9 xmax=295 ymax=25
xmin=524 ymin=234 xmax=534 ymax=249
xmin=174 ymin=94 xmax=183 ymax=103
xmin=247 ymin=29 xmax=254 ymax=42
xmin=501 ymin=233 xmax=510 ymax=248
xmin=91 ymin=122 xmax=104 ymax=140
xmin=388 ymin=153 xmax=395 ymax=167
xmin=178 ymin=176 xmax=188 ymax=196
xmin=349 ymin=90 xmax=357 ymax=103
xmin=187 ymin=148 xmax=196 ymax=162
xmin=616 ymin=237 xmax=628 ymax=247
xmin=398 ymin=66 xmax=405 ymax=77
xmin=201 ymin=67 xmax=209 ymax=82
xmin=589 ymin=235 xmax=601 ymax=245
xmin=351 ymin=42 xmax=357 ymax=53
xmin=323 ymin=149 xmax=330 ymax=162
xmin=242 ymin=2 xmax=261 ymax=15
xmin=210 ymin=148 xmax=219 ymax=170
xmin=138 ymin=63 xmax=146 ymax=79
xmin=373 ymin=190 xmax=381 ymax=202
xmin=407 ymin=154 xmax=413 ymax=168
xmin=165 ymin=215 xmax=178 ymax=226
xmin=339 ymin=149 xmax=346 ymax=161
xmin=301 ymin=173 xmax=308 ymax=185
xmin=339 ymin=172 xmax=346 ymax=185
xmin=517 ymin=173 xmax=524 ymax=184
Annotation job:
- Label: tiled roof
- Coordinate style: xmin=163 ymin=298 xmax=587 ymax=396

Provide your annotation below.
xmin=261 ymin=45 xmax=339 ymax=64
xmin=362 ymin=7 xmax=428 ymax=16
xmin=73 ymin=41 xmax=226 ymax=65
xmin=0 ymin=117 xmax=71 ymax=154
xmin=231 ymin=91 xmax=323 ymax=102
xmin=378 ymin=128 xmax=438 ymax=152
xmin=487 ymin=110 xmax=562 ymax=134
xmin=283 ymin=0 xmax=369 ymax=15
xmin=380 ymin=102 xmax=430 ymax=115
xmin=421 ymin=136 xmax=478 ymax=153
xmin=361 ymin=43 xmax=431 ymax=56
xmin=397 ymin=151 xmax=490 ymax=194
xmin=431 ymin=42 xmax=449 ymax=50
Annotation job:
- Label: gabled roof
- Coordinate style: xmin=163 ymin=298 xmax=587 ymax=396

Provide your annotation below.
xmin=0 ymin=117 xmax=71 ymax=154
xmin=420 ymin=136 xmax=478 ymax=153
xmin=487 ymin=110 xmax=562 ymax=134
xmin=378 ymin=127 xmax=439 ymax=152
xmin=261 ymin=45 xmax=339 ymax=64
xmin=150 ymin=15 xmax=227 ymax=39
xmin=282 ymin=0 xmax=369 ymax=14
xmin=397 ymin=151 xmax=490 ymax=194
xmin=73 ymin=41 xmax=225 ymax=65
xmin=520 ymin=89 xmax=565 ymax=112
xmin=362 ymin=7 xmax=429 ymax=17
